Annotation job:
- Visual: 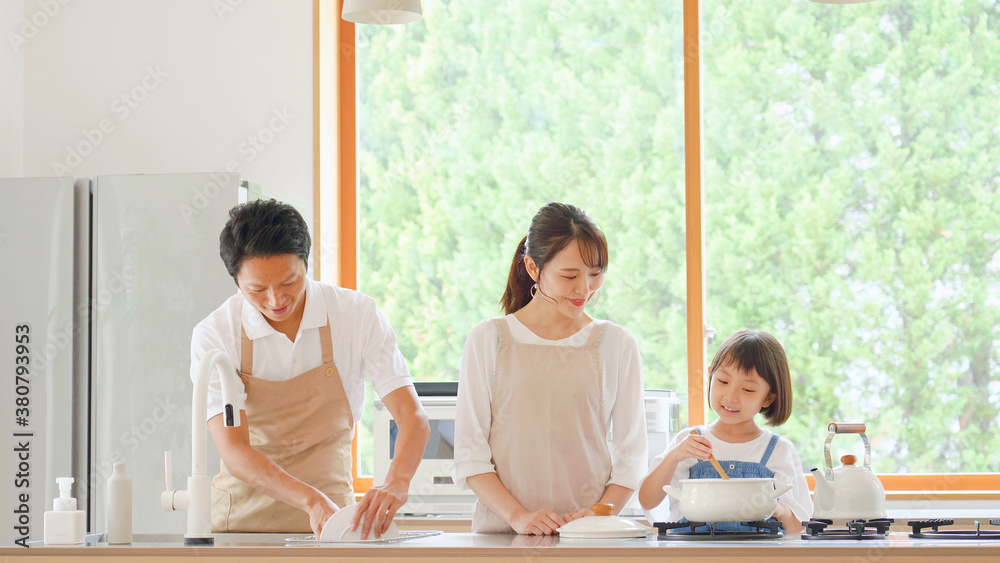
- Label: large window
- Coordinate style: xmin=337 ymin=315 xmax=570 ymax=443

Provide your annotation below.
xmin=702 ymin=0 xmax=1000 ymax=473
xmin=347 ymin=0 xmax=999 ymax=478
xmin=354 ymin=0 xmax=686 ymax=474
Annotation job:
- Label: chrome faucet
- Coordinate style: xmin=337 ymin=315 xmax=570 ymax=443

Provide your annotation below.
xmin=162 ymin=350 xmax=242 ymax=545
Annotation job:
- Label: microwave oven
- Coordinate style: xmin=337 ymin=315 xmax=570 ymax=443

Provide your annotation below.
xmin=373 ymin=385 xmax=681 ymax=516
xmin=373 ymin=383 xmax=475 ymax=515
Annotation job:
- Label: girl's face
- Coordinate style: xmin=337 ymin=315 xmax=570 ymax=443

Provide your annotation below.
xmin=236 ymin=254 xmax=307 ymax=328
xmin=709 ymin=360 xmax=775 ymax=426
xmin=525 ymin=241 xmax=605 ymax=319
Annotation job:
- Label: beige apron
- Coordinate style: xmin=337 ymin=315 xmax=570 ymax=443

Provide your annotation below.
xmin=472 ymin=318 xmax=613 ymax=533
xmin=210 ymin=317 xmax=356 ymax=532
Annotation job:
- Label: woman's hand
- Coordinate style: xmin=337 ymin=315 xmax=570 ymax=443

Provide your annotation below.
xmin=306 ymin=495 xmax=340 ymax=537
xmin=352 ymin=479 xmax=409 ymax=539
xmin=561 ymin=507 xmax=594 ymax=523
xmin=510 ymin=508 xmax=566 ymax=535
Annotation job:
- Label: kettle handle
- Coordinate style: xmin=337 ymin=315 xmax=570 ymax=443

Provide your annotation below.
xmin=824 ymin=422 xmax=872 ymax=477
xmin=828 ymin=422 xmax=866 ymax=434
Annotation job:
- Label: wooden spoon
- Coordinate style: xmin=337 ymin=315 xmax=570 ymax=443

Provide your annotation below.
xmin=691 ymin=429 xmax=730 ymax=480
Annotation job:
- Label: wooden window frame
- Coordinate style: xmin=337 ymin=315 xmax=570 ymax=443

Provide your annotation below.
xmin=318 ymin=0 xmax=996 ymax=497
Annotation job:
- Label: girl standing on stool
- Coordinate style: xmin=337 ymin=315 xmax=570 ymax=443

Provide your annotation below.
xmin=638 ymin=329 xmax=811 ymax=533
xmin=453 ymin=202 xmax=647 ymax=535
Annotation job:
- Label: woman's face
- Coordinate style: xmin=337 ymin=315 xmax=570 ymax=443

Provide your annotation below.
xmin=236 ymin=254 xmax=307 ymax=327
xmin=526 ymin=241 xmax=605 ymax=318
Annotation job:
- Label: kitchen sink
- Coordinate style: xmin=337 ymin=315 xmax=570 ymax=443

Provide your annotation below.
xmin=132 ymin=533 xmax=296 ymax=546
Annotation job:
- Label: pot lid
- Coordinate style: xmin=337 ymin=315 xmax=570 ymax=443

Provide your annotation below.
xmin=557 ymin=515 xmax=651 ymax=539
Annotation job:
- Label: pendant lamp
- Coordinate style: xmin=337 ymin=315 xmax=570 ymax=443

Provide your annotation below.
xmin=342 ymin=0 xmax=422 ymax=24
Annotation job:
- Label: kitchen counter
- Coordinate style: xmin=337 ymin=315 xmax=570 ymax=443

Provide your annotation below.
xmin=3 ymin=532 xmax=1000 ymax=562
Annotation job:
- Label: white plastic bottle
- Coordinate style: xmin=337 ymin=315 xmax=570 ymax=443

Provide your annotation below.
xmin=107 ymin=463 xmax=133 ymax=544
xmin=43 ymin=477 xmax=86 ymax=545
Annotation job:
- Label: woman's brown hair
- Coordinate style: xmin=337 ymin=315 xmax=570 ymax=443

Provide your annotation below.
xmin=500 ymin=202 xmax=608 ymax=315
xmin=708 ymin=329 xmax=793 ymax=426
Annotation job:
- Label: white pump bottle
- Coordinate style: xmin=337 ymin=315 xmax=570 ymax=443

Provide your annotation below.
xmin=44 ymin=477 xmax=86 ymax=545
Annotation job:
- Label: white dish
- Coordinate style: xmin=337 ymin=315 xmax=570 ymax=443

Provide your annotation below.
xmin=317 ymin=504 xmax=401 ymax=542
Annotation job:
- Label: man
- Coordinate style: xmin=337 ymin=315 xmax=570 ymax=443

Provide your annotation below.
xmin=191 ymin=199 xmax=429 ymax=538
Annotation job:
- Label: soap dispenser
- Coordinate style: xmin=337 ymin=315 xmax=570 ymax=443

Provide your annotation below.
xmin=44 ymin=477 xmax=86 ymax=545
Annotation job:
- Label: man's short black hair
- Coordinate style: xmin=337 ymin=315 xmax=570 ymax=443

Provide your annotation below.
xmin=219 ymin=199 xmax=311 ymax=282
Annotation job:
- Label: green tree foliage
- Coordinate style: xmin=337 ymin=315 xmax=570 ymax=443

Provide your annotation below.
xmin=703 ymin=0 xmax=1000 ymax=472
xmin=356 ymin=0 xmax=999 ymax=474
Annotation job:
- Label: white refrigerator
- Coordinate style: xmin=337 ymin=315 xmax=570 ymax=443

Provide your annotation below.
xmin=0 ymin=177 xmax=85 ymax=547
xmin=1 ymin=173 xmax=246 ymax=542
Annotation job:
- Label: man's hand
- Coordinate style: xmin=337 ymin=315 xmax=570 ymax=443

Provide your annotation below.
xmin=306 ymin=494 xmax=340 ymax=537
xmin=351 ymin=479 xmax=409 ymax=539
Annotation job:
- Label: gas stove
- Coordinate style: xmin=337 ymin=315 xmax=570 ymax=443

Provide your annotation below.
xmin=653 ymin=520 xmax=782 ymax=541
xmin=803 ymin=518 xmax=893 ymax=540
xmin=908 ymin=519 xmax=1000 ymax=540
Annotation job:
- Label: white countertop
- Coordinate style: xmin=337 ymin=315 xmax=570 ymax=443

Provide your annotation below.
xmin=7 ymin=530 xmax=1000 ymax=558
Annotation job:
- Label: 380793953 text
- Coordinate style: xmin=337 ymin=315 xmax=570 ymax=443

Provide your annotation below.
xmin=13 ymin=323 xmax=33 ymax=548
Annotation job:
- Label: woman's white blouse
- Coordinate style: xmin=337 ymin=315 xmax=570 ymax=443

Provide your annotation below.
xmin=453 ymin=315 xmax=648 ymax=491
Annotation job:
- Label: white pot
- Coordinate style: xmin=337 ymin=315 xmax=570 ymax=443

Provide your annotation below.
xmin=663 ymin=478 xmax=793 ymax=523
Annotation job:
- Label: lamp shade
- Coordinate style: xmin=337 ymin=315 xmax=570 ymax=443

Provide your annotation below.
xmin=342 ymin=0 xmax=422 ymax=25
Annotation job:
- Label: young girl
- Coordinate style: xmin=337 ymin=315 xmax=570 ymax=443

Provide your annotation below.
xmin=638 ymin=329 xmax=811 ymax=533
xmin=453 ymin=202 xmax=647 ymax=535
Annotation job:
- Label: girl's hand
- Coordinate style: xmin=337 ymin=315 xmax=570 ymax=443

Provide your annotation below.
xmin=771 ymin=501 xmax=804 ymax=534
xmin=638 ymin=430 xmax=711 ymax=511
xmin=510 ymin=508 xmax=567 ymax=535
xmin=667 ymin=433 xmax=713 ymax=463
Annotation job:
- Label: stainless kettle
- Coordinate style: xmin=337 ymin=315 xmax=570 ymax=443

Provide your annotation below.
xmin=810 ymin=422 xmax=887 ymax=521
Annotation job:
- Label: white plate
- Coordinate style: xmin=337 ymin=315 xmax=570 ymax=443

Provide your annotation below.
xmin=316 ymin=504 xmax=401 ymax=542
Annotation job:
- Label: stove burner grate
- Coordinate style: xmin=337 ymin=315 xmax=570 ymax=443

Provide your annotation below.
xmin=803 ymin=518 xmax=894 ymax=540
xmin=908 ymin=518 xmax=1000 ymax=540
xmin=653 ymin=520 xmax=782 ymax=541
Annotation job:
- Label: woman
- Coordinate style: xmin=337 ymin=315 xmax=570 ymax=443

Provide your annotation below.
xmin=453 ymin=202 xmax=647 ymax=534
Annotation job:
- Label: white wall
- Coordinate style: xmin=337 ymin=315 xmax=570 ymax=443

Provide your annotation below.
xmin=12 ymin=0 xmax=313 ymax=212
xmin=0 ymin=0 xmax=25 ymax=176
